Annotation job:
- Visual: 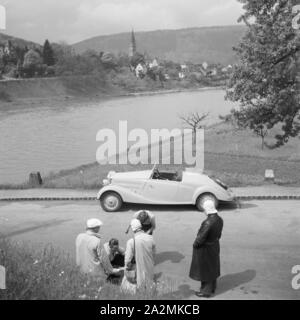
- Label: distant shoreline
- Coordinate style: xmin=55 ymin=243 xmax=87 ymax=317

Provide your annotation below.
xmin=0 ymin=82 xmax=225 ymax=110
xmin=121 ymin=86 xmax=225 ymax=97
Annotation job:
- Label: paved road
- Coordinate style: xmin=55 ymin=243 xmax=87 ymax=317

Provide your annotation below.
xmin=0 ymin=200 xmax=299 ymax=300
xmin=0 ymin=185 xmax=300 ymax=200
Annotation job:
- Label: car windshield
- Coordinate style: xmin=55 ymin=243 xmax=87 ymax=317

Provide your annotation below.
xmin=150 ymin=163 xmax=158 ymax=179
xmin=150 ymin=165 xmax=182 ymax=182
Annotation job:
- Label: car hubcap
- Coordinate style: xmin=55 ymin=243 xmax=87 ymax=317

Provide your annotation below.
xmin=104 ymin=195 xmax=119 ymax=210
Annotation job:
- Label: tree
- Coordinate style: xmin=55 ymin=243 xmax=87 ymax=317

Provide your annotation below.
xmin=23 ymin=49 xmax=42 ymax=66
xmin=179 ymin=112 xmax=209 ymax=146
xmin=22 ymin=49 xmax=42 ymax=77
xmin=100 ymin=52 xmax=117 ymax=70
xmin=14 ymin=46 xmax=27 ymax=65
xmin=116 ymin=52 xmax=130 ymax=68
xmin=254 ymin=126 xmax=269 ymax=150
xmin=226 ymin=0 xmax=300 ymax=148
xmin=52 ymin=42 xmax=74 ymax=62
xmin=43 ymin=40 xmax=55 ymax=66
xmin=180 ymin=112 xmax=210 ymax=132
xmin=130 ymin=52 xmax=145 ymax=69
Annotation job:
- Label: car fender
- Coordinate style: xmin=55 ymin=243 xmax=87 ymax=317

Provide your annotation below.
xmin=97 ymin=185 xmax=143 ymax=202
xmin=96 ymin=185 xmax=125 ymax=200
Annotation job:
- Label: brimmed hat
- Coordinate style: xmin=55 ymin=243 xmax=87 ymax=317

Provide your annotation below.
xmin=86 ymin=218 xmax=103 ymax=228
xmin=203 ymin=200 xmax=218 ymax=214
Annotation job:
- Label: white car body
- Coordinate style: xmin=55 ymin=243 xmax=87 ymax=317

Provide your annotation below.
xmin=97 ymin=166 xmax=235 ymax=207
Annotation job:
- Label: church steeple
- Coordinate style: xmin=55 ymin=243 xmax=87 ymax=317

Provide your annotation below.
xmin=129 ymin=29 xmax=136 ymax=57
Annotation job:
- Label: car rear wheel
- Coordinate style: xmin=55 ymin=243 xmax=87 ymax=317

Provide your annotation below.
xmin=196 ymin=193 xmax=218 ymax=211
xmin=100 ymin=192 xmax=123 ymax=212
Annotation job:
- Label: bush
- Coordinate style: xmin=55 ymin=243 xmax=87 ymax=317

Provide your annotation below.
xmin=110 ymin=72 xmax=140 ymax=91
xmin=45 ymin=66 xmax=55 ymax=76
xmin=5 ymin=66 xmax=18 ymax=79
xmin=101 ymin=52 xmax=117 ymax=70
xmin=0 ymin=239 xmax=101 ymax=300
xmin=55 ymin=54 xmax=105 ymax=76
xmin=37 ymin=64 xmax=48 ymax=76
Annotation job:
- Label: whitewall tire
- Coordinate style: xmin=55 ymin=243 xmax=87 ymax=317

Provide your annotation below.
xmin=100 ymin=192 xmax=123 ymax=212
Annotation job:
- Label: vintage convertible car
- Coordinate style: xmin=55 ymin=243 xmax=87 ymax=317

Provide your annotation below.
xmin=97 ymin=164 xmax=235 ymax=212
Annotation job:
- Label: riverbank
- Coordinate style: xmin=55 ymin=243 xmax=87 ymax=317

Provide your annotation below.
xmin=0 ymin=72 xmax=226 ymax=109
xmin=1 ymin=122 xmax=299 ymax=190
xmin=0 ymin=86 xmax=221 ymax=113
xmin=0 ymin=85 xmax=225 ymax=115
xmin=40 ymin=122 xmax=300 ymax=189
xmin=121 ymin=85 xmax=226 ymax=97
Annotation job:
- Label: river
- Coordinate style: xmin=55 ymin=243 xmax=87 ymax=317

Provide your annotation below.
xmin=0 ymin=89 xmax=237 ymax=184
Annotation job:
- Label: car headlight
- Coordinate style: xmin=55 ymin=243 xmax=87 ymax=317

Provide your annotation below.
xmin=107 ymin=171 xmax=116 ymax=179
xmin=102 ymin=179 xmax=110 ymax=186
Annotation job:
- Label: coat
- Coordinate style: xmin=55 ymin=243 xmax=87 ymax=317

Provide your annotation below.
xmin=124 ymin=231 xmax=156 ymax=288
xmin=75 ymin=231 xmax=114 ymax=277
xmin=189 ymin=214 xmax=223 ymax=282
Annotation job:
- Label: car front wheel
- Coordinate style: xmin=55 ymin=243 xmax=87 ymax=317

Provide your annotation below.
xmin=196 ymin=193 xmax=218 ymax=211
xmin=100 ymin=192 xmax=123 ymax=212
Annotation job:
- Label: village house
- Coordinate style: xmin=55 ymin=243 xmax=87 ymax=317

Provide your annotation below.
xmin=210 ymin=68 xmax=218 ymax=76
xmin=135 ymin=63 xmax=146 ymax=78
xmin=0 ymin=45 xmax=4 ymax=59
xmin=178 ymin=71 xmax=185 ymax=79
xmin=202 ymin=61 xmax=208 ymax=70
xmin=197 ymin=65 xmax=207 ymax=76
xmin=0 ymin=40 xmax=11 ymax=59
xmin=0 ymin=41 xmax=12 ymax=74
xmin=221 ymin=64 xmax=233 ymax=73
xmin=149 ymin=58 xmax=159 ymax=69
xmin=177 ymin=64 xmax=189 ymax=79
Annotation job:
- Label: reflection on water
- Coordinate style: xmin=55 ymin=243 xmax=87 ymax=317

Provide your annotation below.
xmin=0 ymin=90 xmax=237 ymax=183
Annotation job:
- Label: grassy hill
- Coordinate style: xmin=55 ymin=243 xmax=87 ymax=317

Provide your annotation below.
xmin=0 ymin=32 xmax=39 ymax=48
xmin=73 ymin=25 xmax=246 ymax=65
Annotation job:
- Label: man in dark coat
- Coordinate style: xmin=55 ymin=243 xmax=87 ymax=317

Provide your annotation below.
xmin=189 ymin=199 xmax=224 ymax=298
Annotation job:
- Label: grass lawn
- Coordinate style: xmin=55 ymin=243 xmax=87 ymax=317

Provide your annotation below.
xmin=34 ymin=122 xmax=300 ymax=189
xmin=0 ymin=238 xmax=173 ymax=300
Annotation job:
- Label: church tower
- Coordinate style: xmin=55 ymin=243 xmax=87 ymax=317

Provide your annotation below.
xmin=129 ymin=29 xmax=136 ymax=57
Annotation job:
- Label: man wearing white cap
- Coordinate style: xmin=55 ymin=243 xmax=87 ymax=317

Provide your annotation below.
xmin=76 ymin=218 xmax=122 ymax=279
xmin=189 ymin=200 xmax=224 ymax=298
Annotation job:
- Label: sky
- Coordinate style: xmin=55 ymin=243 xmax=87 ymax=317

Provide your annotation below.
xmin=1 ymin=0 xmax=244 ymax=44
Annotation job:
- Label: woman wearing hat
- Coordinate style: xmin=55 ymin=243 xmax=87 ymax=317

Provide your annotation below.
xmin=132 ymin=210 xmax=156 ymax=235
xmin=121 ymin=219 xmax=156 ymax=293
xmin=189 ymin=200 xmax=224 ymax=298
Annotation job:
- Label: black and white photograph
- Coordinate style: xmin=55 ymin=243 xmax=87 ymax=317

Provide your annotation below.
xmin=0 ymin=0 xmax=299 ymax=305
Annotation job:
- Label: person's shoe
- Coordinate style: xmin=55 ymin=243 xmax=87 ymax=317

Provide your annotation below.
xmin=195 ymin=291 xmax=211 ymax=298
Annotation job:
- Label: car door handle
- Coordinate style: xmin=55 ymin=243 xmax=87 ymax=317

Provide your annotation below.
xmin=148 ymin=184 xmax=154 ymax=189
